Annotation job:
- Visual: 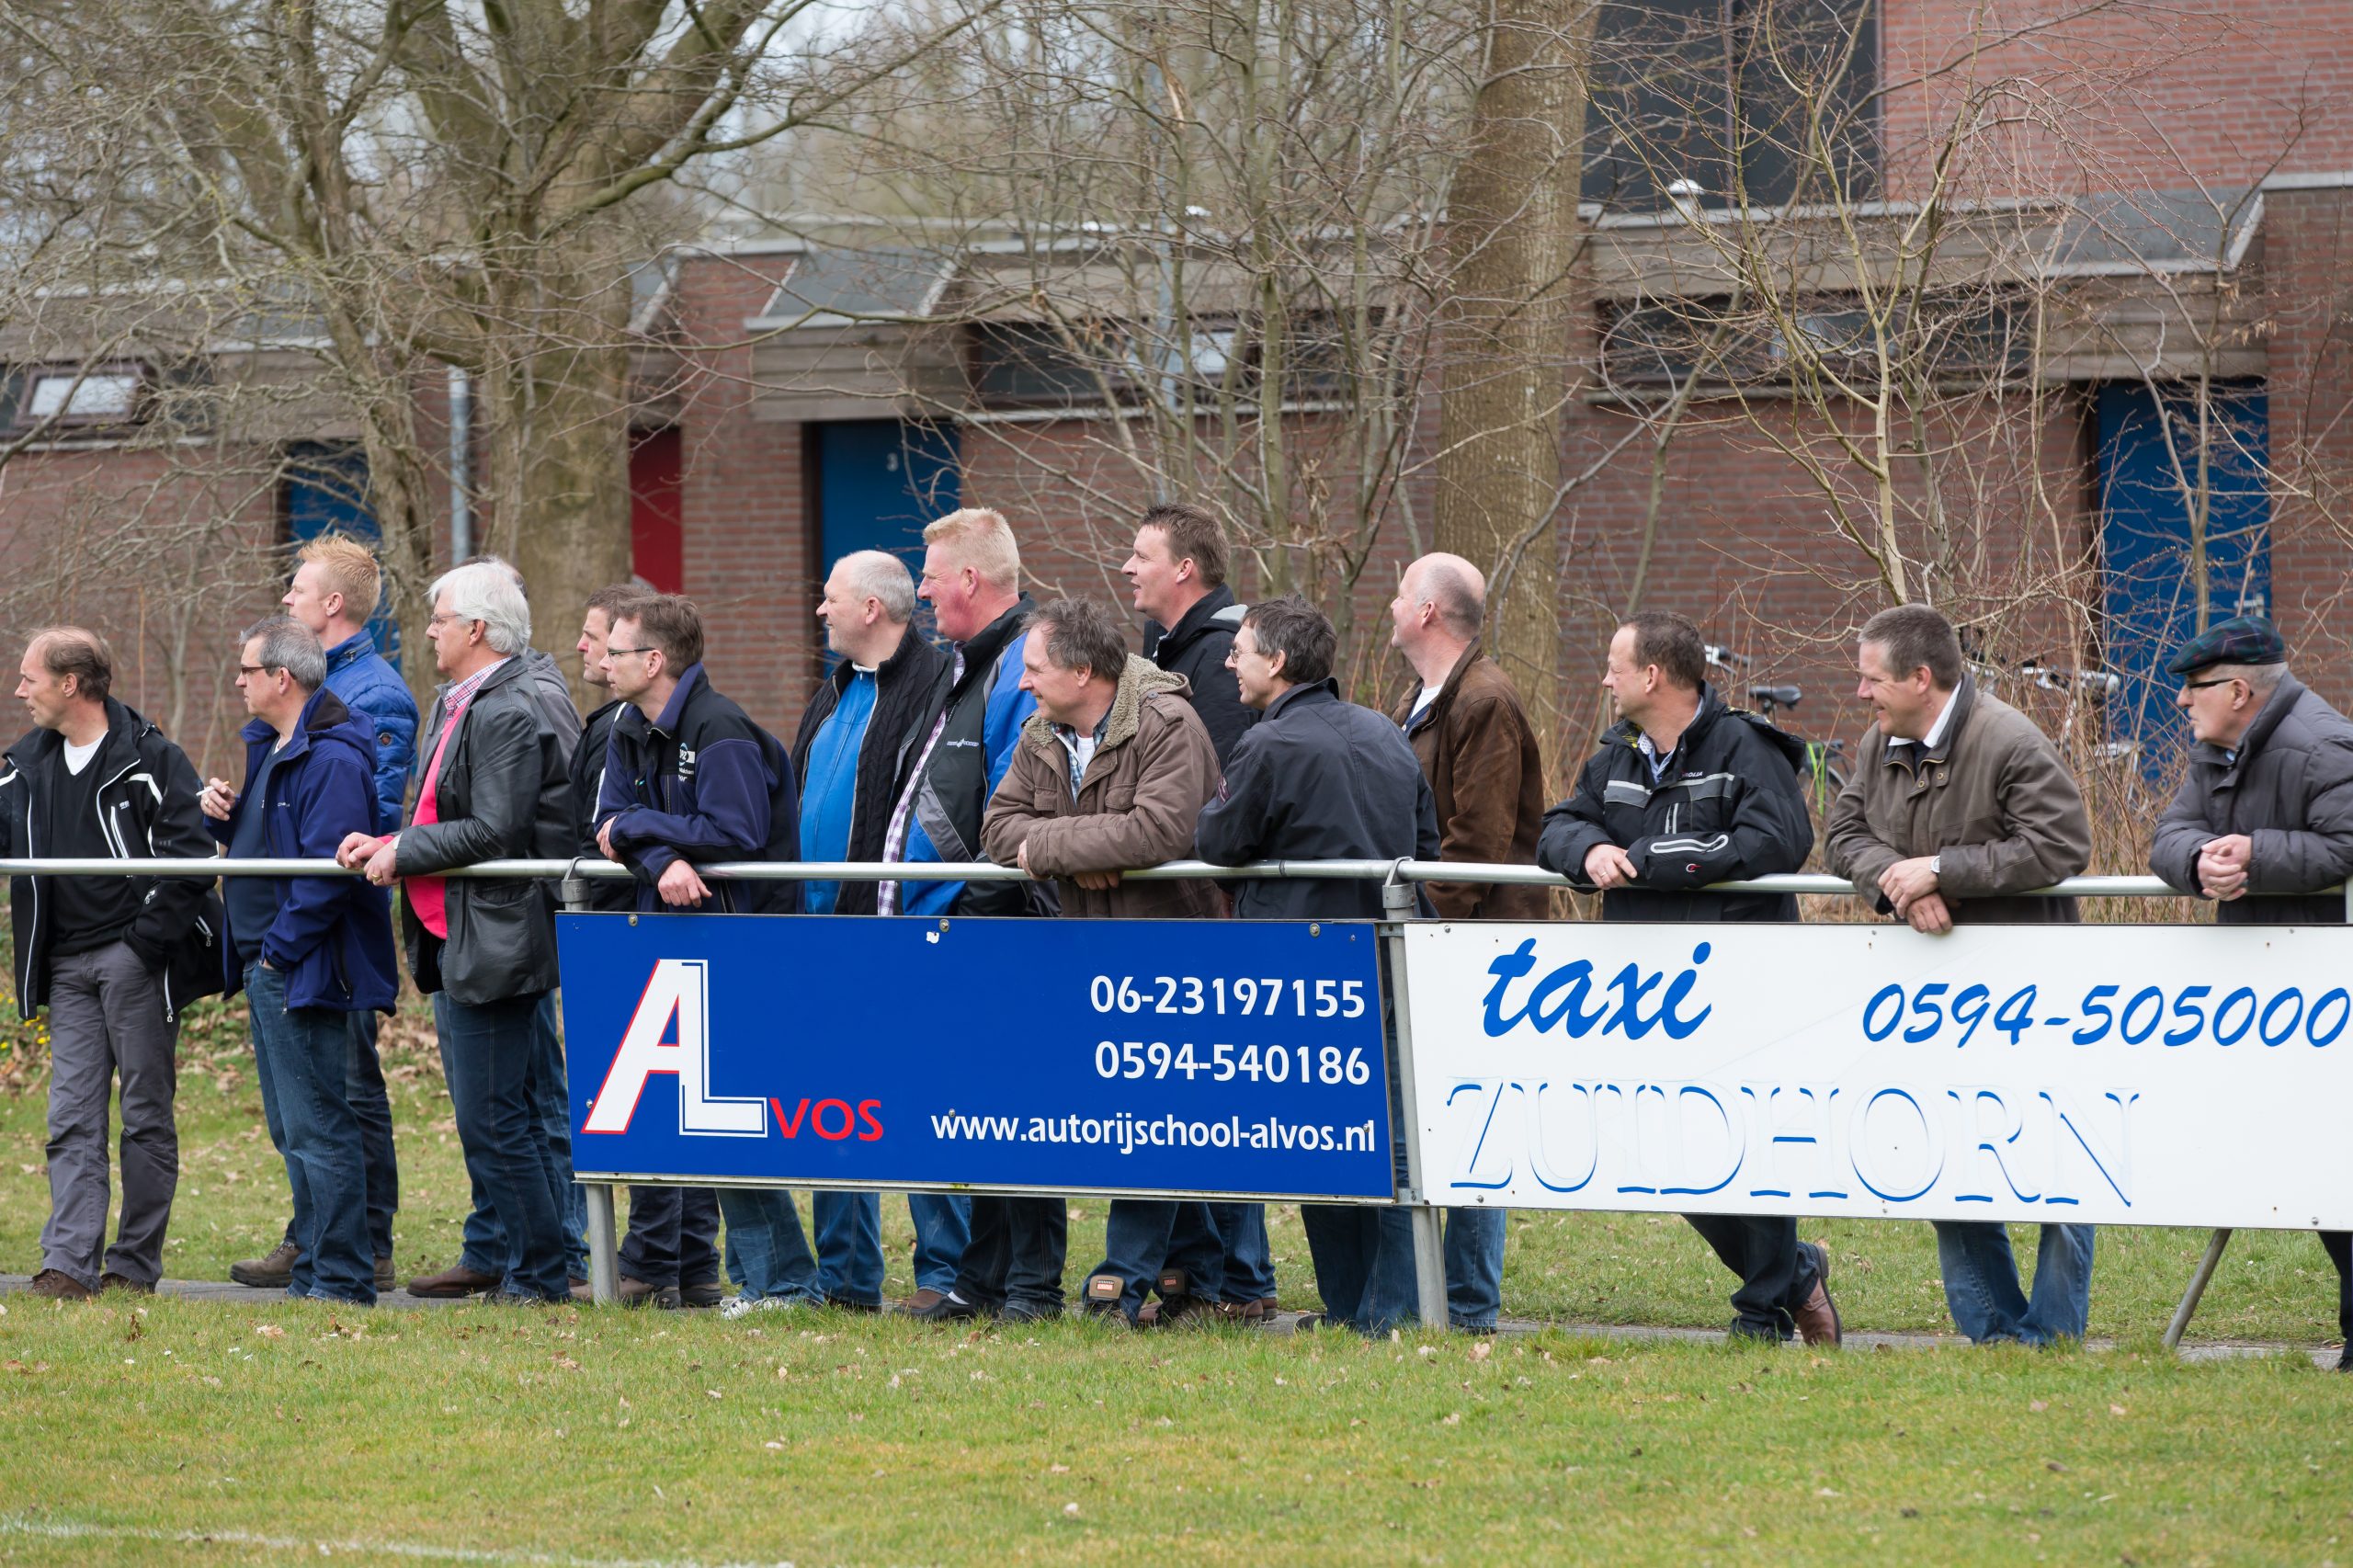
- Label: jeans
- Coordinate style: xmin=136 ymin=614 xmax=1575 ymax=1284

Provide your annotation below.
xmin=41 ymin=939 xmax=177 ymax=1291
xmin=813 ymin=1191 xmax=884 ymax=1307
xmin=434 ymin=991 xmax=569 ymax=1300
xmin=460 ymin=993 xmax=585 ymax=1283
xmin=717 ymin=1187 xmax=824 ymax=1303
xmin=245 ymin=962 xmax=374 ymax=1304
xmin=1300 ymin=1204 xmax=1420 ymax=1335
xmin=285 ymin=1010 xmax=398 ymax=1260
xmin=1211 ymin=1201 xmax=1276 ymax=1302
xmin=1444 ymin=1206 xmax=1507 ymax=1330
xmin=617 ymin=1186 xmax=722 ymax=1289
xmin=910 ymin=1192 xmax=972 ymax=1295
xmin=1685 ymin=1214 xmax=1818 ymax=1339
xmin=1933 ymin=1221 xmax=2097 ymax=1345
xmin=1089 ymin=1199 xmax=1226 ymax=1319
xmin=955 ymin=1196 xmax=1067 ymax=1312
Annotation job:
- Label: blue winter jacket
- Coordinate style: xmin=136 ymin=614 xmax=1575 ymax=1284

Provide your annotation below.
xmin=322 ymin=630 xmax=419 ymax=835
xmin=891 ymin=600 xmax=1037 ymax=916
xmin=208 ymin=687 xmax=402 ymax=1013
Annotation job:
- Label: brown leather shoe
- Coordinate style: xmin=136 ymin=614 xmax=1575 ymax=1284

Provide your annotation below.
xmin=25 ymin=1269 xmax=93 ymax=1301
xmin=1214 ymin=1298 xmax=1275 ymax=1324
xmin=97 ymin=1272 xmax=155 ymax=1296
xmin=376 ymin=1256 xmax=395 ymax=1290
xmin=405 ymin=1263 xmax=503 ymax=1299
xmin=1792 ymin=1243 xmax=1843 ymax=1347
xmin=894 ymin=1288 xmax=949 ymax=1315
xmin=231 ymin=1240 xmax=300 ymax=1290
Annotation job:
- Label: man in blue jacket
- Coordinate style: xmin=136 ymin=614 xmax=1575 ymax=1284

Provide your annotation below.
xmin=202 ymin=617 xmax=400 ymax=1306
xmin=594 ymin=595 xmax=816 ymax=1319
xmin=235 ymin=534 xmax=417 ymax=1292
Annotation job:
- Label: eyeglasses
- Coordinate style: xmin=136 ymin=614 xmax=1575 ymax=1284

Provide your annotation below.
xmin=236 ymin=665 xmax=274 ymax=677
xmin=427 ymin=612 xmax=477 ymax=629
xmin=605 ymin=646 xmax=656 ymax=659
xmin=2183 ymin=676 xmax=2239 ymax=693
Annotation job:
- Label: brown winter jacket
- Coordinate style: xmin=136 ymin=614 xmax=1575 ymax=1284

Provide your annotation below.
xmin=1386 ymin=642 xmax=1550 ymax=921
xmin=983 ymin=656 xmax=1224 ymax=920
xmin=1824 ymin=676 xmax=2092 ymax=925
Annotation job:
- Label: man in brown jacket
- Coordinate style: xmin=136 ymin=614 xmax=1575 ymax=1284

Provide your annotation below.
xmin=1385 ymin=552 xmax=1546 ymax=1329
xmin=1825 ymin=603 xmax=2097 ymax=1345
xmin=983 ymin=597 xmax=1224 ymax=1324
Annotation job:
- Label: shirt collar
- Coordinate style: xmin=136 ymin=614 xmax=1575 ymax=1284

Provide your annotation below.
xmin=440 ymin=655 xmax=511 ymax=718
xmin=1898 ymin=689 xmax=1959 ymax=753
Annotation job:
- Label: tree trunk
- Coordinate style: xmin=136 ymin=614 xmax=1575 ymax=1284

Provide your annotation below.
xmin=1434 ymin=0 xmax=1594 ymax=780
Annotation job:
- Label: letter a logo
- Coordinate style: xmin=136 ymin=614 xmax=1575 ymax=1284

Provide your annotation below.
xmin=582 ymin=959 xmax=767 ymax=1137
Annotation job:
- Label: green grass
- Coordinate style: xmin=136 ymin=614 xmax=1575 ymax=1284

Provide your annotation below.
xmin=0 ymin=994 xmax=2347 ymax=1563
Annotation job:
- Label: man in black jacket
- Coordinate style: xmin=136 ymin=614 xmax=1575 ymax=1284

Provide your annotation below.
xmin=1124 ymin=501 xmax=1255 ymax=767
xmin=2146 ymin=615 xmax=2353 ymax=1370
xmin=593 ymin=594 xmax=821 ymax=1321
xmin=7 ymin=628 xmax=219 ymax=1301
xmin=339 ymin=562 xmax=580 ymax=1303
xmin=1119 ymin=503 xmax=1265 ymax=1318
xmin=1196 ymin=595 xmax=1437 ymax=1335
xmin=791 ymin=551 xmax=960 ymax=1314
xmin=1537 ymin=610 xmax=1840 ymax=1346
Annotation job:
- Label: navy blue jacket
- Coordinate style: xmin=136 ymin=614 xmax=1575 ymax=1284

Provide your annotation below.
xmin=208 ymin=687 xmax=401 ymax=1013
xmin=596 ymin=665 xmax=802 ymax=915
xmin=1195 ymin=679 xmax=1439 ymax=920
xmin=321 ymin=631 xmax=418 ymax=835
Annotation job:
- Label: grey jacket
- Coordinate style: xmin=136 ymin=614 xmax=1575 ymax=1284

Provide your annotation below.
xmin=2149 ymin=675 xmax=2353 ymax=925
xmin=1824 ymin=678 xmax=2091 ymax=925
xmin=394 ymin=655 xmax=582 ymax=1004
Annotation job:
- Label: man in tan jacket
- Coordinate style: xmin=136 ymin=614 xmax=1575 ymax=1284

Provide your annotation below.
xmin=983 ymin=597 xmax=1223 ymax=1324
xmin=1825 ymin=603 xmax=2097 ymax=1346
xmin=1385 ymin=552 xmax=1547 ymax=1331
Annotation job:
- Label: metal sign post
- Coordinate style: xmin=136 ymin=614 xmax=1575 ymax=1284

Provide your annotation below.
xmin=561 ymin=865 xmax=622 ymax=1308
xmin=1381 ymin=874 xmax=1448 ymax=1331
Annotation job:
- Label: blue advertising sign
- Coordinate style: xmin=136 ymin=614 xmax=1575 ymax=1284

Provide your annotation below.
xmin=559 ymin=914 xmax=1395 ymax=1200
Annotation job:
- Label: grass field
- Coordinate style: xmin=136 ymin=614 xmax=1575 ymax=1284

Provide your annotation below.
xmin=0 ymin=996 xmax=2347 ymax=1565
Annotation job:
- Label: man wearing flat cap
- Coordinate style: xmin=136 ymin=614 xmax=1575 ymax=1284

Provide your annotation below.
xmin=2148 ymin=613 xmax=2353 ymax=1370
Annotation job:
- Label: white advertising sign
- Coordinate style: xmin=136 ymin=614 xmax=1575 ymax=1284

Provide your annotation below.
xmin=1402 ymin=922 xmax=2353 ymax=1229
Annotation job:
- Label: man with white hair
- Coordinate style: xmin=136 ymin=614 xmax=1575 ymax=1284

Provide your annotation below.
xmin=790 ymin=551 xmax=960 ymax=1313
xmin=337 ymin=561 xmax=582 ymax=1304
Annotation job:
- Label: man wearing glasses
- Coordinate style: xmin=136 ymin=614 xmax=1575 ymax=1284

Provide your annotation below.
xmin=2149 ymin=614 xmax=2353 ymax=1371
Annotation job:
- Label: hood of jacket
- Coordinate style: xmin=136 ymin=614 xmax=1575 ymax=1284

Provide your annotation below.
xmin=1146 ymin=584 xmax=1245 ymax=664
xmin=1600 ymin=682 xmax=1810 ymax=778
xmin=1019 ymin=656 xmax=1191 ymax=759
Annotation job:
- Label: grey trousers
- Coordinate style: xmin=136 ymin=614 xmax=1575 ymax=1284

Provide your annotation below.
xmin=41 ymin=939 xmax=179 ymax=1289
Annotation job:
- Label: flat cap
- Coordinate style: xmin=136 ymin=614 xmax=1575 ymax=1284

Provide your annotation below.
xmin=2165 ymin=615 xmax=2285 ymax=676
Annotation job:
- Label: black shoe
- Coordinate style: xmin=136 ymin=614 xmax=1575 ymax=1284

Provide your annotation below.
xmin=904 ymin=1290 xmax=979 ymax=1323
xmin=679 ymin=1280 xmax=726 ymax=1310
xmin=1003 ymin=1299 xmax=1063 ymax=1324
xmin=1078 ymin=1300 xmax=1132 ymax=1327
xmin=824 ymin=1295 xmax=881 ymax=1314
xmin=2337 ymin=1346 xmax=2351 ymax=1372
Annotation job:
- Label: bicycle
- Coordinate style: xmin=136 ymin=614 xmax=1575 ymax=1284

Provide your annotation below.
xmin=1965 ymin=651 xmax=2141 ymax=770
xmin=1702 ymin=644 xmax=1851 ymax=805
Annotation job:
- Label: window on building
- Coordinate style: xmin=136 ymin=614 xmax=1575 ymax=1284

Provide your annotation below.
xmin=1583 ymin=0 xmax=1879 ymax=213
xmin=970 ymin=321 xmax=1136 ymax=406
xmin=1598 ymin=290 xmax=2028 ymax=391
xmin=12 ymin=363 xmax=153 ymax=432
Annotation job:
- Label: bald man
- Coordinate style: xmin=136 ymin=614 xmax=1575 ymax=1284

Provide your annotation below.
xmin=1384 ymin=554 xmax=1547 ymax=1331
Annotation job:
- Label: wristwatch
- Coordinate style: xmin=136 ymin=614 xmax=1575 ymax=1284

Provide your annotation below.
xmin=1928 ymin=854 xmax=1942 ymax=876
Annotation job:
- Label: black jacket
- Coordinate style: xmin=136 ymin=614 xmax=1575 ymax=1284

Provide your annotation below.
xmin=1538 ymin=685 xmax=1814 ymax=922
xmin=570 ymin=698 xmax=632 ymax=913
xmin=790 ymin=624 xmax=951 ymax=915
xmin=394 ymin=655 xmax=580 ymax=1004
xmin=0 ymin=699 xmax=222 ymax=1020
xmin=597 ymin=665 xmax=801 ymax=916
xmin=1195 ymin=679 xmax=1438 ymax=920
xmin=1145 ymin=585 xmax=1256 ymax=768
xmin=2150 ymin=674 xmax=2353 ymax=926
xmin=894 ymin=596 xmax=1035 ymax=917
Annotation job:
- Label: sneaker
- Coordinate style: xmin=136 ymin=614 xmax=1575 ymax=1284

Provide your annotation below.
xmin=97 ymin=1272 xmax=155 ymax=1296
xmin=25 ymin=1269 xmax=93 ymax=1301
xmin=720 ymin=1294 xmax=804 ymax=1322
xmin=1003 ymin=1298 xmax=1063 ymax=1324
xmin=901 ymin=1289 xmax=979 ymax=1323
xmin=231 ymin=1240 xmax=300 ymax=1290
xmin=1791 ymin=1242 xmax=1843 ymax=1347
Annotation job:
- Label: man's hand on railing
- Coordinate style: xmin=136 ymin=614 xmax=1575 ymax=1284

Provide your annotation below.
xmin=1584 ymin=843 xmax=1638 ymax=892
xmin=657 ymin=861 xmax=711 ymax=908
xmin=337 ymin=832 xmax=400 ymax=886
xmin=2199 ymin=835 xmax=2254 ymax=902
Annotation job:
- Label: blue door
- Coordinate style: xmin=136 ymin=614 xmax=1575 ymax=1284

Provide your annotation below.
xmin=2097 ymin=382 xmax=2269 ymax=770
xmin=283 ymin=441 xmax=402 ymax=667
xmin=817 ymin=421 xmax=959 ymax=576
